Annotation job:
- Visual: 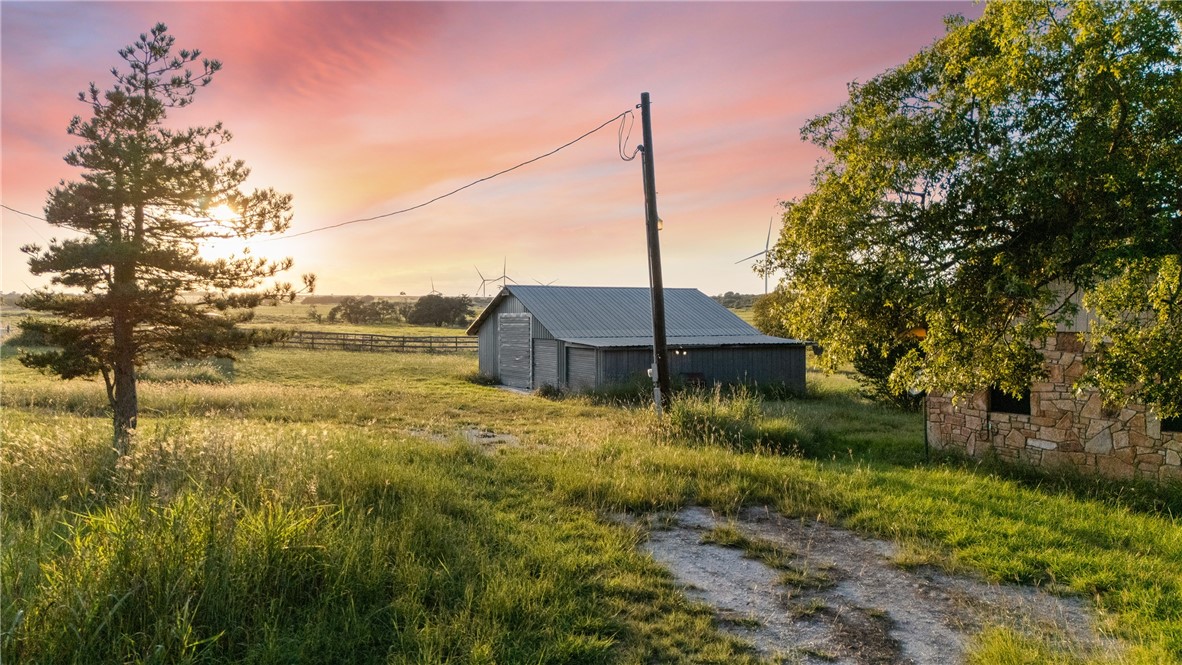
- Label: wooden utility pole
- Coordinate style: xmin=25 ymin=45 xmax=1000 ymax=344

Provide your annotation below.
xmin=639 ymin=92 xmax=671 ymax=413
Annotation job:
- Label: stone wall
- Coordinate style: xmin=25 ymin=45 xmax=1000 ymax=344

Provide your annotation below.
xmin=927 ymin=332 xmax=1182 ymax=483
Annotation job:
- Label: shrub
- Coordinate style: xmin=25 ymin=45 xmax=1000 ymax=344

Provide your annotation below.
xmin=464 ymin=371 xmax=499 ymax=386
xmin=533 ymin=383 xmax=563 ymax=400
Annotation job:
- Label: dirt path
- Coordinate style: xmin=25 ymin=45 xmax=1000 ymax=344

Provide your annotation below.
xmin=641 ymin=506 xmax=1116 ymax=664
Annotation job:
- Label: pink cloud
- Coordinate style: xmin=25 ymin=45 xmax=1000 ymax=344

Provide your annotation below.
xmin=3 ymin=1 xmax=981 ymax=296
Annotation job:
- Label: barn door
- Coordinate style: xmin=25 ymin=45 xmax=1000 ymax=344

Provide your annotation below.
xmin=567 ymin=347 xmax=597 ymax=392
xmin=497 ymin=313 xmax=532 ymax=389
xmin=533 ymin=339 xmax=559 ymax=389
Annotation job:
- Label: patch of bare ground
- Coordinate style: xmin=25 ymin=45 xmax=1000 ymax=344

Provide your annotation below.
xmin=407 ymin=426 xmax=521 ymax=453
xmin=638 ymin=506 xmax=1118 ymax=665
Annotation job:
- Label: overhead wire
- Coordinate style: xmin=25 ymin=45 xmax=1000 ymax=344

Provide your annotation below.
xmin=1 ymin=203 xmax=50 ymax=241
xmin=0 ymin=106 xmax=642 ymax=244
xmin=263 ymin=107 xmax=638 ymax=242
xmin=618 ymin=108 xmax=639 ymax=161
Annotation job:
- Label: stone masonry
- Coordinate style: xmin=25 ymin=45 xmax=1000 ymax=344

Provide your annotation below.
xmin=927 ymin=332 xmax=1182 ymax=484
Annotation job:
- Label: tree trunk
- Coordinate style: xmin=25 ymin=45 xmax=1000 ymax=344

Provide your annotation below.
xmin=111 ymin=234 xmax=138 ymax=454
xmin=111 ymin=310 xmax=138 ymax=455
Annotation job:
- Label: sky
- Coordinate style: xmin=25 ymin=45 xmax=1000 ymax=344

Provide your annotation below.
xmin=1 ymin=1 xmax=980 ymax=298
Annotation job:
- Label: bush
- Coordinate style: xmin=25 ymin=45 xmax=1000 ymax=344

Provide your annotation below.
xmin=533 ymin=383 xmax=564 ymax=400
xmin=464 ymin=371 xmax=499 ymax=386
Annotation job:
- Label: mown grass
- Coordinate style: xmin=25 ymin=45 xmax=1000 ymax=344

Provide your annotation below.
xmin=2 ymin=345 xmax=1181 ymax=663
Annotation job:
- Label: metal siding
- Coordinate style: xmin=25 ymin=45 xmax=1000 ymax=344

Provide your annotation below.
xmin=497 ymin=313 xmax=532 ymax=388
xmin=504 ymin=285 xmax=782 ymax=339
xmin=669 ymin=347 xmax=806 ymax=392
xmin=533 ymin=339 xmax=559 ymax=389
xmin=602 ymin=349 xmax=651 ymax=385
xmin=477 ymin=330 xmax=497 ymax=375
xmin=567 ymin=347 xmax=597 ymax=391
xmin=557 ymin=341 xmax=568 ymax=389
xmin=477 ymin=294 xmax=528 ymax=375
xmin=559 ymin=335 xmax=803 ymax=348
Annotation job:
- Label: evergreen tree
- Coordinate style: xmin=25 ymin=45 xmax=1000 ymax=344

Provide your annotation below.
xmin=20 ymin=24 xmax=312 ymax=452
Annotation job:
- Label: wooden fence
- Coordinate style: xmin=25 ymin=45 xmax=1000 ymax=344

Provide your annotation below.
xmin=276 ymin=330 xmax=478 ymax=354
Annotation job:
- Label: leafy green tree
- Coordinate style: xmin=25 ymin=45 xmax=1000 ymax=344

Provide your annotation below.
xmin=407 ymin=294 xmax=472 ymax=327
xmin=20 ymin=24 xmax=312 ymax=452
xmin=751 ymin=292 xmax=793 ymax=339
xmin=765 ymin=1 xmax=1182 ymax=417
xmin=326 ymin=297 xmax=401 ymax=324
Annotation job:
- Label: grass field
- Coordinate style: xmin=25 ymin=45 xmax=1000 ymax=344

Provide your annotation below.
xmin=251 ymin=301 xmax=473 ymax=337
xmin=3 ymin=342 xmax=1182 ymax=663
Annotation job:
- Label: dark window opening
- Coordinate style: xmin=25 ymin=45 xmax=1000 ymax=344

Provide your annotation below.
xmin=1163 ymin=413 xmax=1182 ymax=433
xmin=989 ymin=386 xmax=1031 ymax=416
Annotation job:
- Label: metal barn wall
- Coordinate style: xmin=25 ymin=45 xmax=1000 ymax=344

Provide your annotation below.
xmin=533 ymin=339 xmax=560 ymax=389
xmin=601 ymin=349 xmax=651 ymax=386
xmin=567 ymin=347 xmax=597 ymax=391
xmin=598 ymin=346 xmax=806 ymax=393
xmin=477 ymin=295 xmax=523 ymax=376
xmin=497 ymin=314 xmax=533 ymax=389
xmin=476 ymin=294 xmax=557 ymax=378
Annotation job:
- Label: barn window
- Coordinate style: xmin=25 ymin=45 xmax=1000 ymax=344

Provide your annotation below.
xmin=989 ymin=385 xmax=1031 ymax=416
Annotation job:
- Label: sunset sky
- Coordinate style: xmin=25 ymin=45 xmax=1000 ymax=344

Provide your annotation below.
xmin=2 ymin=1 xmax=979 ymax=298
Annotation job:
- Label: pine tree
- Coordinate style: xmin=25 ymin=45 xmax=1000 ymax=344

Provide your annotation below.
xmin=20 ymin=24 xmax=313 ymax=452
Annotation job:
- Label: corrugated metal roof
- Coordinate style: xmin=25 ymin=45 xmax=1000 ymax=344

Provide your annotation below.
xmin=467 ymin=285 xmax=805 ymax=345
xmin=562 ymin=335 xmax=804 ymax=349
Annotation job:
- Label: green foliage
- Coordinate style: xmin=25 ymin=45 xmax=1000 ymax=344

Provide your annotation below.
xmin=851 ymin=341 xmax=923 ymax=410
xmin=750 ymin=292 xmax=794 ymax=338
xmin=19 ymin=25 xmax=311 ymax=447
xmin=765 ymin=1 xmax=1182 ymax=415
xmin=1084 ymin=256 xmax=1182 ymax=420
xmin=326 ymin=296 xmax=404 ymax=325
xmin=407 ymin=294 xmax=473 ymax=327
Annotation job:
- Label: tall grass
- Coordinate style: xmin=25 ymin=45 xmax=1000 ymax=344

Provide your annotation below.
xmin=3 ymin=348 xmax=1182 ymax=663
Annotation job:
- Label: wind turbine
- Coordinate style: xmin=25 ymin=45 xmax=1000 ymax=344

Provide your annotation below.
xmin=487 ymin=257 xmax=516 ymax=290
xmin=734 ymin=216 xmax=775 ymax=295
xmin=474 ymin=266 xmax=494 ymax=297
xmin=427 ymin=278 xmax=442 ymax=296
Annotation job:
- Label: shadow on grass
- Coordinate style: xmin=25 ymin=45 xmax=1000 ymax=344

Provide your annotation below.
xmin=938 ymin=447 xmax=1182 ymax=518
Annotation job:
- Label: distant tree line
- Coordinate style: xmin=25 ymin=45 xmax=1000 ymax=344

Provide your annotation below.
xmin=712 ymin=292 xmax=759 ymax=309
xmin=324 ymin=295 xmax=473 ymax=327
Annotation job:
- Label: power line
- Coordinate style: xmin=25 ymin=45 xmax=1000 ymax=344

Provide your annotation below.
xmin=1 ymin=107 xmax=639 ymax=244
xmin=1 ymin=203 xmax=50 ymax=241
xmin=264 ymin=107 xmax=638 ymax=242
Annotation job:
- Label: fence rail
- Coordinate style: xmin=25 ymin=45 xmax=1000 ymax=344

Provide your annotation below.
xmin=276 ymin=330 xmax=477 ymax=354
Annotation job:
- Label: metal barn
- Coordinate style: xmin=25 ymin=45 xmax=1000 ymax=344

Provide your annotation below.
xmin=465 ymin=285 xmax=806 ymax=393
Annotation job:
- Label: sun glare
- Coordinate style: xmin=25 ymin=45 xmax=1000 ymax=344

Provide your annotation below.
xmin=209 ymin=203 xmax=238 ymax=222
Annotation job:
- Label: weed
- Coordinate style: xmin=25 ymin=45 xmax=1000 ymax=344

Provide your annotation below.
xmin=700 ymin=524 xmax=794 ymax=570
xmin=788 ymin=598 xmax=829 ymax=619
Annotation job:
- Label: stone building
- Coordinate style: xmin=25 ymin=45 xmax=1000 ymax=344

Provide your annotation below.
xmin=927 ymin=332 xmax=1182 ymax=483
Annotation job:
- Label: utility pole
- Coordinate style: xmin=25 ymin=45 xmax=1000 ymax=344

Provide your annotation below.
xmin=639 ymin=92 xmax=671 ymax=414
